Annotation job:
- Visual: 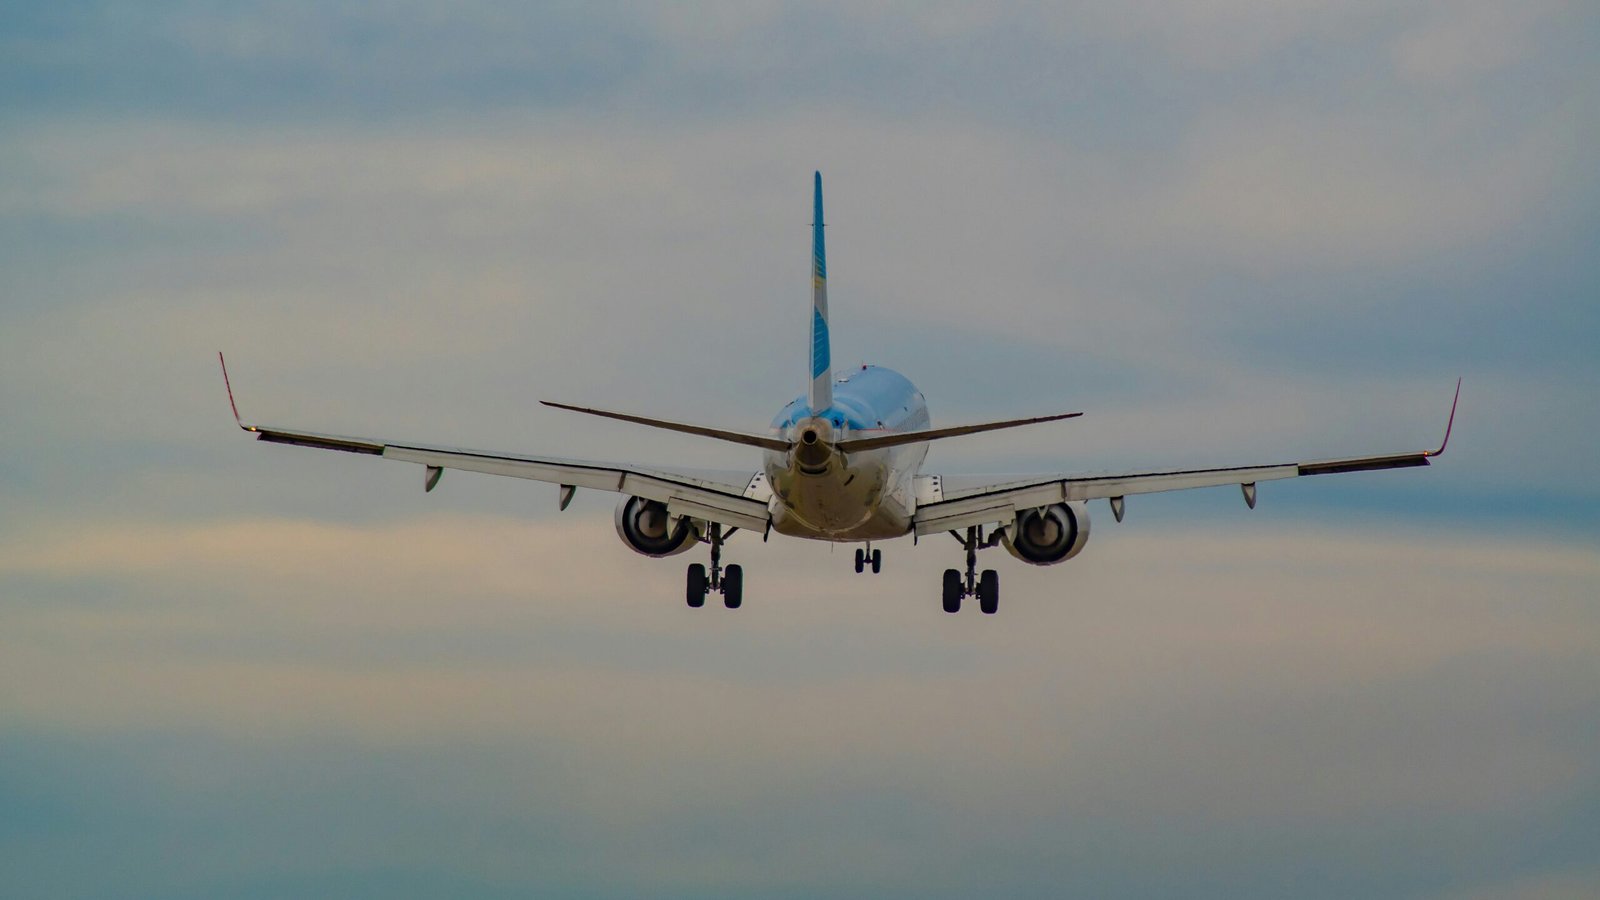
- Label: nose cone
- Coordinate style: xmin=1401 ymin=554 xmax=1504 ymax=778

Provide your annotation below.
xmin=792 ymin=416 xmax=836 ymax=473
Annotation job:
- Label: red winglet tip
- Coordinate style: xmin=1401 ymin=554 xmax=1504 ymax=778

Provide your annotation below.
xmin=218 ymin=351 xmax=244 ymax=427
xmin=1426 ymin=378 xmax=1461 ymax=458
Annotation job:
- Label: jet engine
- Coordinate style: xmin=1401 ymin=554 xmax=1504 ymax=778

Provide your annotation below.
xmin=1001 ymin=501 xmax=1090 ymax=566
xmin=614 ymin=496 xmax=700 ymax=557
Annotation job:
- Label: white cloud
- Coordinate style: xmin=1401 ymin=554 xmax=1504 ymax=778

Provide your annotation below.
xmin=0 ymin=102 xmax=1588 ymax=522
xmin=1 ymin=104 xmax=1577 ymax=363
xmin=2 ymin=5 xmax=1596 ymax=894
xmin=1119 ymin=100 xmax=1582 ymax=273
xmin=1065 ymin=0 xmax=1389 ymax=70
xmin=1392 ymin=0 xmax=1571 ymax=88
xmin=3 ymin=513 xmax=1595 ymax=831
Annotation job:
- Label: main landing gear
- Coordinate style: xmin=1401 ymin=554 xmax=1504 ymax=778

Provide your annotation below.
xmin=853 ymin=545 xmax=882 ymax=574
xmin=687 ymin=522 xmax=743 ymax=609
xmin=943 ymin=525 xmax=999 ymax=615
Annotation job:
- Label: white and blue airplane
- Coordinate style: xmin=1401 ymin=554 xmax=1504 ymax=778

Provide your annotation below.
xmin=222 ymin=172 xmax=1458 ymax=614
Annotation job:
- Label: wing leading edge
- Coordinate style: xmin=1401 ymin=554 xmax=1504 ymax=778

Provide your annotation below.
xmin=219 ymin=354 xmax=771 ymax=533
xmin=914 ymin=380 xmax=1460 ymax=536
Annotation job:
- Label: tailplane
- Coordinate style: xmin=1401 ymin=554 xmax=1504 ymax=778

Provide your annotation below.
xmin=541 ymin=400 xmax=790 ymax=452
xmin=809 ymin=171 xmax=832 ymax=413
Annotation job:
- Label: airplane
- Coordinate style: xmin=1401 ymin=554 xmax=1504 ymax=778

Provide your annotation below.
xmin=220 ymin=172 xmax=1459 ymax=615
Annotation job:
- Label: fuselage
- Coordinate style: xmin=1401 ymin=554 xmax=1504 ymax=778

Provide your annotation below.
xmin=765 ymin=364 xmax=929 ymax=541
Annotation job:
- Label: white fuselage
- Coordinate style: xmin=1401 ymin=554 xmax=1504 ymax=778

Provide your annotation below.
xmin=764 ymin=365 xmax=929 ymax=541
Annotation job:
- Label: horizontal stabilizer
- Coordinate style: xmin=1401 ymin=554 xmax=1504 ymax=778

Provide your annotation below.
xmin=540 ymin=401 xmax=791 ymax=452
xmin=835 ymin=411 xmax=1082 ymax=452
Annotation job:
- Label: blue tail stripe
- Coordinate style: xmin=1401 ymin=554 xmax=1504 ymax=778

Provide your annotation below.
xmin=812 ymin=172 xmax=826 ymax=279
xmin=812 ymin=308 xmax=830 ymax=379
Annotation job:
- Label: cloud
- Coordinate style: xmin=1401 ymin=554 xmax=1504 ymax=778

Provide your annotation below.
xmin=2 ymin=105 xmax=1585 ymax=377
xmin=1391 ymin=0 xmax=1573 ymax=88
xmin=1 ymin=5 xmax=1597 ymax=894
xmin=1438 ymin=868 xmax=1600 ymax=900
xmin=4 ymin=512 xmax=1595 ymax=750
xmin=1059 ymin=0 xmax=1390 ymax=71
xmin=2 ymin=513 xmax=1597 ymax=896
xmin=1128 ymin=102 xmax=1581 ymax=271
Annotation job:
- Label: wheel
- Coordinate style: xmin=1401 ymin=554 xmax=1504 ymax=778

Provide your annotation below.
xmin=942 ymin=569 xmax=963 ymax=613
xmin=723 ymin=564 xmax=743 ymax=609
xmin=686 ymin=563 xmax=707 ymax=607
xmin=978 ymin=569 xmax=999 ymax=615
xmin=871 ymin=549 xmax=882 ymax=574
xmin=854 ymin=548 xmax=865 ymax=574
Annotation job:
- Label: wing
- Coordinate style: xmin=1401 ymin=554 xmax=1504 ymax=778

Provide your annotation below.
xmin=913 ymin=381 xmax=1460 ymax=536
xmin=220 ymin=356 xmax=771 ymax=533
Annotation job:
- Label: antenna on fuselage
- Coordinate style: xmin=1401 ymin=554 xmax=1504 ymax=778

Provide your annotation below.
xmin=808 ymin=171 xmax=833 ymax=414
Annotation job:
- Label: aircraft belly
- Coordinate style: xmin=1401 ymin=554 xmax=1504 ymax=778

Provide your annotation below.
xmin=771 ymin=502 xmax=910 ymax=541
xmin=767 ymin=447 xmax=917 ymax=542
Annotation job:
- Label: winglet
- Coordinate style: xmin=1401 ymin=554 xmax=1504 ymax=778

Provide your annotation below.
xmin=1423 ymin=378 xmax=1461 ymax=458
xmin=218 ymin=352 xmax=253 ymax=431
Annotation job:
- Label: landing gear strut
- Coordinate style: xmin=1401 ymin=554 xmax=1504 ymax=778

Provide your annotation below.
xmin=687 ymin=523 xmax=743 ymax=609
xmin=853 ymin=545 xmax=883 ymax=574
xmin=942 ymin=525 xmax=999 ymax=614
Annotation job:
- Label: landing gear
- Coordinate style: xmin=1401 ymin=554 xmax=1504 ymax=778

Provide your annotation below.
xmin=686 ymin=523 xmax=744 ymax=609
xmin=943 ymin=525 xmax=999 ymax=614
xmin=978 ymin=569 xmax=999 ymax=615
xmin=687 ymin=563 xmax=707 ymax=607
xmin=854 ymin=545 xmax=884 ymax=575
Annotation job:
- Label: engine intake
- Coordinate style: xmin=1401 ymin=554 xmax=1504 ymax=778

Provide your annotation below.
xmin=614 ymin=496 xmax=699 ymax=557
xmin=1001 ymin=502 xmax=1090 ymax=566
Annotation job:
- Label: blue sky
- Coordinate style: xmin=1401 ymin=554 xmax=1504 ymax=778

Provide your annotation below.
xmin=2 ymin=2 xmax=1597 ymax=898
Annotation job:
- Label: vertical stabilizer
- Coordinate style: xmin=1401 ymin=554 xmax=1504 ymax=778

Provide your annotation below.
xmin=809 ymin=171 xmax=832 ymax=413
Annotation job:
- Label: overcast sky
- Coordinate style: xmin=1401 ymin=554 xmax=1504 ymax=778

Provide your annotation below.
xmin=2 ymin=2 xmax=1598 ymax=898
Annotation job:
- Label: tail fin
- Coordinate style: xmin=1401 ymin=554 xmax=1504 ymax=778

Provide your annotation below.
xmin=808 ymin=171 xmax=832 ymax=413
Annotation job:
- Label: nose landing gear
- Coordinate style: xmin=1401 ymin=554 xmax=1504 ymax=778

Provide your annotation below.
xmin=687 ymin=522 xmax=743 ymax=609
xmin=942 ymin=525 xmax=999 ymax=614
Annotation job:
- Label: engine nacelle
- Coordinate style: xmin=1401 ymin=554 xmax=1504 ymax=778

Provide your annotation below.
xmin=1001 ymin=501 xmax=1090 ymax=566
xmin=614 ymin=496 xmax=700 ymax=557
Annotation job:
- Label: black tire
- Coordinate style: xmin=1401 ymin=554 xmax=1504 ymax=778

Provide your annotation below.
xmin=687 ymin=563 xmax=707 ymax=608
xmin=978 ymin=569 xmax=999 ymax=615
xmin=871 ymin=549 xmax=882 ymax=574
xmin=723 ymin=564 xmax=743 ymax=609
xmin=942 ymin=569 xmax=962 ymax=613
xmin=854 ymin=548 xmax=865 ymax=574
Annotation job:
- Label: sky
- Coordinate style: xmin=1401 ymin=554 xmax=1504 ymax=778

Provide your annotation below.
xmin=1 ymin=2 xmax=1597 ymax=897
